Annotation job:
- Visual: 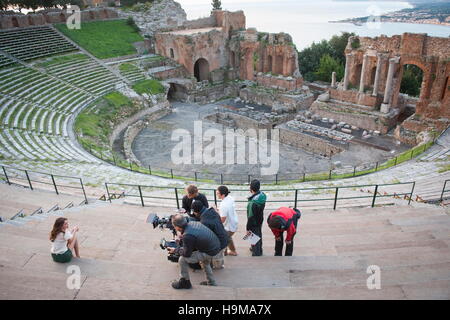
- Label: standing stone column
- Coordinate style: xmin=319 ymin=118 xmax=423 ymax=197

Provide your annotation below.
xmin=343 ymin=53 xmax=352 ymax=90
xmin=331 ymin=72 xmax=336 ymax=88
xmin=380 ymin=56 xmax=400 ymax=113
xmin=359 ymin=54 xmax=369 ymax=93
xmin=372 ymin=53 xmax=385 ymax=96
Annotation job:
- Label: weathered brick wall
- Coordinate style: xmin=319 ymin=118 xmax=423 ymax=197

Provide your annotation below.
xmin=278 ymin=127 xmax=343 ymax=157
xmin=329 ymin=88 xmax=382 ymax=109
xmin=155 ymin=29 xmax=228 ymax=77
xmin=255 ymin=73 xmax=303 ymax=92
xmin=310 ymin=101 xmax=398 ymax=134
xmin=0 ymin=8 xmax=118 ymax=29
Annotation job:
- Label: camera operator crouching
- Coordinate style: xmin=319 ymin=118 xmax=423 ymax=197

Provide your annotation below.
xmin=191 ymin=201 xmax=229 ymax=270
xmin=169 ymin=214 xmax=221 ymax=289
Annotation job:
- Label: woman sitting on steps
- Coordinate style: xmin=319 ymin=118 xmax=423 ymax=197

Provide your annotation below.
xmin=49 ymin=217 xmax=81 ymax=263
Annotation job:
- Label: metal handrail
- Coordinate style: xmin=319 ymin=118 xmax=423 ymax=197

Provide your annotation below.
xmin=104 ymin=181 xmax=416 ymax=210
xmin=440 ymin=179 xmax=450 ymax=202
xmin=93 ymin=137 xmax=435 ymax=185
xmin=0 ymin=165 xmax=88 ymax=204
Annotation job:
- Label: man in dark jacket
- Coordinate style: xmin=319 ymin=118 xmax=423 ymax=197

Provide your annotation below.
xmin=169 ymin=214 xmax=220 ymax=289
xmin=192 ymin=201 xmax=228 ymax=269
xmin=181 ymin=184 xmax=209 ymax=217
xmin=267 ymin=207 xmax=301 ymax=256
xmin=246 ymin=180 xmax=267 ymax=256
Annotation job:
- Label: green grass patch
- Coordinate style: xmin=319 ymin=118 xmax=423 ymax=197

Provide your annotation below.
xmin=75 ymin=92 xmax=140 ymax=148
xmin=55 ymin=20 xmax=144 ymax=59
xmin=132 ymin=79 xmax=165 ymax=95
xmin=119 ymin=63 xmax=138 ymax=72
xmin=36 ymin=54 xmax=88 ymax=68
xmin=438 ymin=163 xmax=450 ymax=173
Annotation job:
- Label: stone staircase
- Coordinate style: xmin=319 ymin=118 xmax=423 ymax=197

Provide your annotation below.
xmin=0 ymin=183 xmax=88 ymax=221
xmin=0 ymin=186 xmax=449 ymax=299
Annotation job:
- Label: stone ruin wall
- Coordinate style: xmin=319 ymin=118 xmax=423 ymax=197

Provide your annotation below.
xmin=155 ymin=10 xmax=246 ymax=78
xmin=344 ymin=33 xmax=449 ymax=122
xmin=310 ymin=101 xmax=397 ymax=134
xmin=0 ymin=8 xmax=118 ymax=29
xmin=155 ymin=29 xmax=228 ymax=76
xmin=239 ymin=87 xmax=314 ymax=111
xmin=155 ymin=10 xmax=303 ymax=92
xmin=329 ymin=88 xmax=382 ymax=110
xmin=237 ymin=31 xmax=302 ymax=90
xmin=278 ymin=127 xmax=344 ymax=157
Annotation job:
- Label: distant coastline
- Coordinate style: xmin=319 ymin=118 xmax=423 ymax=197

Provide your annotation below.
xmin=330 ymin=2 xmax=450 ymax=27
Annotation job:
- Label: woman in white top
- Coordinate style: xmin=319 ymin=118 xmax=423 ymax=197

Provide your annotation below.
xmin=49 ymin=217 xmax=80 ymax=263
xmin=216 ymin=185 xmax=238 ymax=256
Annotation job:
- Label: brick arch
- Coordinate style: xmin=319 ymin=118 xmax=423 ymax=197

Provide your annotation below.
xmin=194 ymin=58 xmax=210 ymax=82
xmin=398 ymin=58 xmax=429 ymax=100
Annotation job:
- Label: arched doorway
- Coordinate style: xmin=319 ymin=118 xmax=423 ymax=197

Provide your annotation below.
xmin=353 ymin=64 xmax=362 ymax=88
xmin=230 ymin=51 xmax=235 ymax=68
xmin=167 ymin=83 xmax=188 ymax=101
xmin=397 ymin=64 xmax=424 ymax=123
xmin=275 ymin=55 xmax=283 ymax=75
xmin=194 ymin=58 xmax=209 ymax=82
xmin=12 ymin=17 xmax=19 ymax=28
xmin=370 ymin=66 xmax=377 ymax=88
xmin=400 ymin=64 xmax=424 ymax=98
xmin=267 ymin=55 xmax=273 ymax=73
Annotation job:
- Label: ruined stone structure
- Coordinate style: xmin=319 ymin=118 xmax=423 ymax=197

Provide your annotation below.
xmin=0 ymin=8 xmax=118 ymax=29
xmin=312 ymin=33 xmax=450 ymax=144
xmin=154 ymin=10 xmax=303 ymax=92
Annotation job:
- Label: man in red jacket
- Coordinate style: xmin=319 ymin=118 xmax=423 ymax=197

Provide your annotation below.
xmin=267 ymin=207 xmax=301 ymax=256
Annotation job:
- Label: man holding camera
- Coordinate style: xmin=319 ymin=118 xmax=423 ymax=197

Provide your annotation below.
xmin=168 ymin=214 xmax=220 ymax=289
xmin=191 ymin=201 xmax=229 ymax=269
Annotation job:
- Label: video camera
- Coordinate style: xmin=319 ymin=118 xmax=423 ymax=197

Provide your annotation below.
xmin=147 ymin=213 xmax=176 ymax=237
xmin=159 ymin=238 xmax=181 ymax=262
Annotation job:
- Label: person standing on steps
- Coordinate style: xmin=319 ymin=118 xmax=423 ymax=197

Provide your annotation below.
xmin=181 ymin=184 xmax=209 ymax=217
xmin=216 ymin=185 xmax=239 ymax=256
xmin=267 ymin=207 xmax=301 ymax=256
xmin=246 ymin=180 xmax=266 ymax=256
xmin=50 ymin=217 xmax=80 ymax=263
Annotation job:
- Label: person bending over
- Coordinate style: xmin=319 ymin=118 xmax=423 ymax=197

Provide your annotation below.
xmin=169 ymin=214 xmax=220 ymax=289
xmin=246 ymin=180 xmax=266 ymax=256
xmin=49 ymin=217 xmax=80 ymax=263
xmin=267 ymin=207 xmax=301 ymax=256
xmin=181 ymin=184 xmax=209 ymax=217
xmin=216 ymin=185 xmax=238 ymax=256
xmin=191 ymin=201 xmax=228 ymax=269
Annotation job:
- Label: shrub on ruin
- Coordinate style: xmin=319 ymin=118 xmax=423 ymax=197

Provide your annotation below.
xmin=212 ymin=0 xmax=222 ymax=10
xmin=314 ymin=54 xmax=344 ymax=83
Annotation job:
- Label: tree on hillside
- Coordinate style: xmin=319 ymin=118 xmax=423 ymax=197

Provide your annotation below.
xmin=298 ymin=40 xmax=333 ymax=81
xmin=314 ymin=54 xmax=344 ymax=83
xmin=212 ymin=0 xmax=222 ymax=10
xmin=328 ymin=31 xmax=355 ymax=64
xmin=298 ymin=32 xmax=354 ymax=82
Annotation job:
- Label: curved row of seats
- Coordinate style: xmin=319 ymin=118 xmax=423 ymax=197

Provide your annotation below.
xmin=0 ymin=26 xmax=133 ymax=164
xmin=0 ymin=26 xmax=77 ymax=61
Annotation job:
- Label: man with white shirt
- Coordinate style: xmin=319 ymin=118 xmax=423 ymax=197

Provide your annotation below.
xmin=216 ymin=185 xmax=238 ymax=256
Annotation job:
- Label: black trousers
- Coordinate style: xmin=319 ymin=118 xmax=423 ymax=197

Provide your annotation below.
xmin=248 ymin=225 xmax=263 ymax=256
xmin=275 ymin=233 xmax=295 ymax=256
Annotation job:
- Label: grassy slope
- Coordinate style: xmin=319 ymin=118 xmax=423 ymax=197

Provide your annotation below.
xmin=132 ymin=79 xmax=165 ymax=95
xmin=55 ymin=20 xmax=144 ymax=59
